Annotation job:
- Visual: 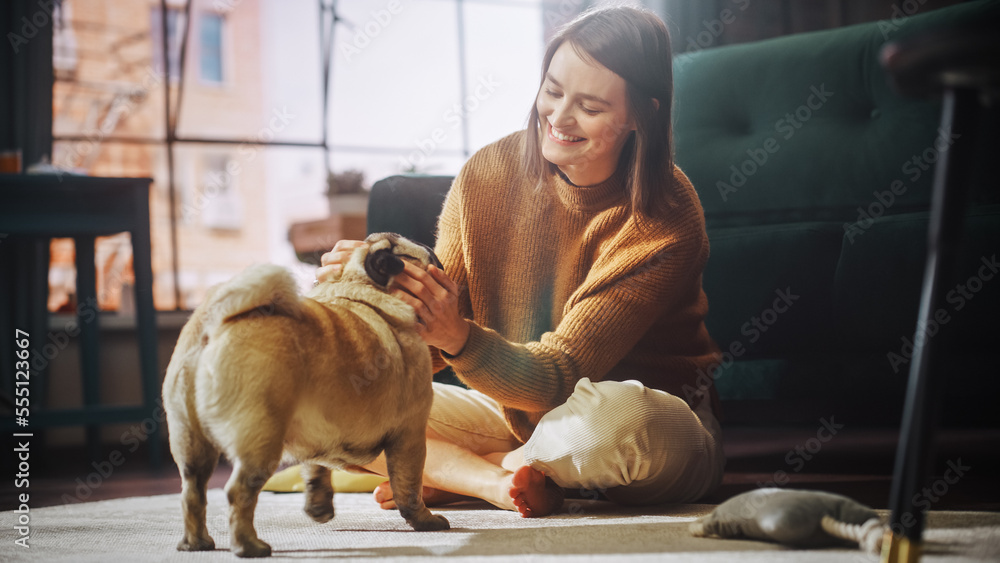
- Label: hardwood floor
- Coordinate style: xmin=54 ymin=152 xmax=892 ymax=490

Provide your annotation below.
xmin=704 ymin=427 xmax=1000 ymax=511
xmin=2 ymin=426 xmax=998 ymax=512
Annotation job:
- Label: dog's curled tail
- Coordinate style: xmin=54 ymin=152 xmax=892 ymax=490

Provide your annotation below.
xmin=200 ymin=264 xmax=303 ymax=330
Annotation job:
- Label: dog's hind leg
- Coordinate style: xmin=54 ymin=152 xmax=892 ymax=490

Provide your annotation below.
xmin=384 ymin=427 xmax=450 ymax=531
xmin=225 ymin=455 xmax=280 ymax=558
xmin=177 ymin=451 xmax=219 ymax=551
xmin=301 ymin=463 xmax=335 ymax=523
xmin=169 ymin=417 xmax=220 ymax=552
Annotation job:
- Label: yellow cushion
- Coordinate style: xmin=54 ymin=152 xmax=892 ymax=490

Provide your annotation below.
xmin=262 ymin=464 xmax=386 ymax=493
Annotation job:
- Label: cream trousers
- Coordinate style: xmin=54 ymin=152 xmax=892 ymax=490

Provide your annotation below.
xmin=427 ymin=378 xmax=726 ymax=504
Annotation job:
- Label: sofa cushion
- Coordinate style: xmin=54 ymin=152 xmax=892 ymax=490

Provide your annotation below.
xmin=704 ymin=221 xmax=843 ymax=358
xmin=673 ymin=0 xmax=997 ymax=225
xmin=833 ymin=205 xmax=1000 ymax=355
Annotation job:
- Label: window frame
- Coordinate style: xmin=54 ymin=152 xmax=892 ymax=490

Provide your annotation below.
xmin=150 ymin=5 xmax=186 ymax=83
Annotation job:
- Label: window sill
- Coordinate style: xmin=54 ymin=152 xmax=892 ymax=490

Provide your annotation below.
xmin=48 ymin=310 xmax=191 ymax=332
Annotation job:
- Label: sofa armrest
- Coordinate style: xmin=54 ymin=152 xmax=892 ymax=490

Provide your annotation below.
xmin=366 ymin=175 xmax=453 ymax=247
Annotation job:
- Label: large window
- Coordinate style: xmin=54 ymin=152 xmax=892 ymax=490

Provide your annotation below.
xmin=321 ymin=0 xmax=545 ymax=183
xmin=52 ymin=0 xmax=550 ymax=311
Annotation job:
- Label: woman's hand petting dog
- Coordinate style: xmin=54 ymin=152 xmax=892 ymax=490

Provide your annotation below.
xmin=319 ymin=239 xmax=470 ymax=356
xmin=317 ymin=240 xmax=367 ymax=283
xmin=390 ymin=261 xmax=470 ymax=357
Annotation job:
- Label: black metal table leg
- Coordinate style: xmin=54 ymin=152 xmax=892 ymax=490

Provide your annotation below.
xmin=878 ymin=16 xmax=999 ymax=561
xmin=881 ymin=87 xmax=979 ymax=563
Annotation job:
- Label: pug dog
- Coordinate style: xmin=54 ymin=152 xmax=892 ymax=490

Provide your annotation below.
xmin=162 ymin=232 xmax=450 ymax=558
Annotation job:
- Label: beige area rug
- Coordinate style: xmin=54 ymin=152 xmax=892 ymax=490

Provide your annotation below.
xmin=2 ymin=490 xmax=999 ymax=562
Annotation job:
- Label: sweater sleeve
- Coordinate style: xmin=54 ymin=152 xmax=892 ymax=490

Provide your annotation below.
xmin=446 ymin=212 xmax=711 ymax=413
xmin=429 ymin=167 xmax=474 ymax=375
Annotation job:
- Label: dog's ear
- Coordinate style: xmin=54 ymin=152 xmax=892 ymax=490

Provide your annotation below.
xmin=364 ymin=248 xmax=406 ymax=287
xmin=413 ymin=241 xmax=444 ymax=270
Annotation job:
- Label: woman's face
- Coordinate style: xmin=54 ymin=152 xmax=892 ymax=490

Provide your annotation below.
xmin=536 ymin=41 xmax=635 ymax=186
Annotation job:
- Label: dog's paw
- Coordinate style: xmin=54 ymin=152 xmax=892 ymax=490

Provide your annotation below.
xmin=232 ymin=537 xmax=272 ymax=558
xmin=304 ymin=502 xmax=335 ymax=523
xmin=177 ymin=535 xmax=215 ymax=552
xmin=409 ymin=512 xmax=450 ymax=532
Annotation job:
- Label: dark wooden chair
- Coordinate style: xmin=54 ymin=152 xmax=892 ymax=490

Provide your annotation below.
xmin=0 ymin=174 xmax=162 ymax=469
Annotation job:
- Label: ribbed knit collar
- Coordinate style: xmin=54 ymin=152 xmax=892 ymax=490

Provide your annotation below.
xmin=551 ymin=164 xmax=628 ymax=213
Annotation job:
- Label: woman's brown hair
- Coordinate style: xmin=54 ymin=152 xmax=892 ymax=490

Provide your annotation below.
xmin=524 ymin=5 xmax=676 ymax=218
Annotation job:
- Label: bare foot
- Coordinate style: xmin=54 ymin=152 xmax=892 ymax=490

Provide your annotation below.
xmin=509 ymin=466 xmax=564 ymax=518
xmin=373 ymin=481 xmax=468 ymax=510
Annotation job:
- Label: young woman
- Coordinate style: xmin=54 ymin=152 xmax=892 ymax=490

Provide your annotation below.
xmin=317 ymin=5 xmax=724 ymax=517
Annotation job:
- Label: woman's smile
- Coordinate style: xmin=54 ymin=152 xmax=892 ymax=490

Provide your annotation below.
xmin=548 ymin=122 xmax=586 ymax=144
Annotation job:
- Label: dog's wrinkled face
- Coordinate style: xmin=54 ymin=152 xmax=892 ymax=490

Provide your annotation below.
xmin=340 ymin=232 xmax=443 ymax=288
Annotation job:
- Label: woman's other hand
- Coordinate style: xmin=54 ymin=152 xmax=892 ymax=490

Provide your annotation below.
xmin=316 ymin=240 xmax=367 ymax=283
xmin=391 ymin=262 xmax=470 ymax=356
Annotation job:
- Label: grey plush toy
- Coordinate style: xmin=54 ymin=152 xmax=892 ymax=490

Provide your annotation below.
xmin=690 ymin=488 xmax=886 ymax=553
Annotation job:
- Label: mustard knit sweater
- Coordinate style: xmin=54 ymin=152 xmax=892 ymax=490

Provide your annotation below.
xmin=433 ymin=130 xmax=721 ymax=443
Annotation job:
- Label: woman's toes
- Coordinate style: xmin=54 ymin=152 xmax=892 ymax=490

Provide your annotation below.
xmin=373 ymin=482 xmax=397 ymax=510
xmin=508 ymin=466 xmax=563 ymax=518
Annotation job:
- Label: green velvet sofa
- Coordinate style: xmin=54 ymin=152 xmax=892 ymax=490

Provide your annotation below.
xmin=367 ymin=0 xmax=999 ymax=426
